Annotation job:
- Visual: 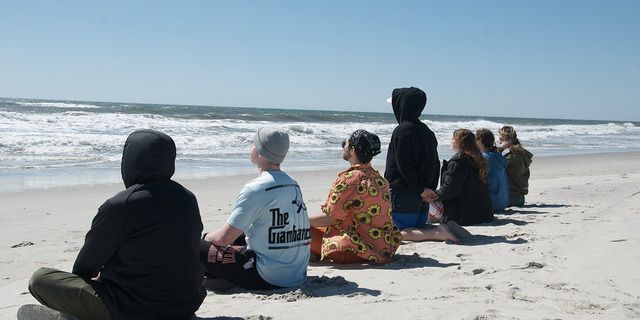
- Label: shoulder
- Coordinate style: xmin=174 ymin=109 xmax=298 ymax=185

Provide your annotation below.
xmin=271 ymin=170 xmax=298 ymax=185
xmin=486 ymin=151 xmax=509 ymax=165
xmin=166 ymin=180 xmax=197 ymax=197
xmin=103 ymin=185 xmax=138 ymax=207
xmin=484 ymin=151 xmax=505 ymax=159
xmin=443 ymin=156 xmax=461 ymax=170
xmin=339 ymin=166 xmax=366 ymax=182
xmin=393 ymin=121 xmax=419 ymax=136
xmin=449 ymin=154 xmax=473 ymax=169
xmin=245 ymin=171 xmax=278 ymax=188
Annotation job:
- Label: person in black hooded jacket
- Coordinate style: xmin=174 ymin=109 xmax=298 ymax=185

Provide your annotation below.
xmin=385 ymin=87 xmax=467 ymax=243
xmin=22 ymin=129 xmax=206 ymax=320
xmin=430 ymin=129 xmax=494 ymax=226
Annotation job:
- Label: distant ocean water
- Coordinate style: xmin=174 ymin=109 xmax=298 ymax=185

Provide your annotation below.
xmin=1 ymin=97 xmax=639 ymax=192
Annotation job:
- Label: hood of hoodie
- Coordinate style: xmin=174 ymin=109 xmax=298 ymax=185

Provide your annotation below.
xmin=484 ymin=151 xmax=509 ymax=170
xmin=510 ymin=145 xmax=534 ymax=168
xmin=121 ymin=129 xmax=176 ymax=188
xmin=391 ymin=87 xmax=427 ymax=124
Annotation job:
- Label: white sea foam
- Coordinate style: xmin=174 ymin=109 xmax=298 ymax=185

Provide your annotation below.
xmin=15 ymin=101 xmax=102 ymax=109
xmin=1 ymin=98 xmax=639 ymax=191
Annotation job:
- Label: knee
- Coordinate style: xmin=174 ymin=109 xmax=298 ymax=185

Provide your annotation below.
xmin=28 ymin=267 xmax=64 ymax=295
xmin=28 ymin=267 xmax=55 ymax=303
xmin=29 ymin=268 xmax=54 ymax=287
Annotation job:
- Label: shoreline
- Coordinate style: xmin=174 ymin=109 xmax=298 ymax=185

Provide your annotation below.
xmin=1 ymin=151 xmax=640 ymax=318
xmin=3 ymin=150 xmax=640 ymax=195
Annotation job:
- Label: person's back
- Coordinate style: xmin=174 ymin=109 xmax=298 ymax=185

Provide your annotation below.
xmin=25 ymin=129 xmax=206 ymax=320
xmin=503 ymin=146 xmax=533 ymax=197
xmin=309 ymin=130 xmax=401 ymax=264
xmin=231 ymin=170 xmax=310 ymax=287
xmin=498 ymin=126 xmax=533 ymax=207
xmin=385 ymin=87 xmax=440 ymax=193
xmin=384 ymin=87 xmax=468 ymax=243
xmin=483 ymin=151 xmax=509 ymax=213
xmin=76 ymin=181 xmax=205 ymax=319
xmin=437 ymin=154 xmax=493 ymax=226
xmin=200 ymin=127 xmax=309 ymax=290
xmin=75 ymin=130 xmax=205 ymax=319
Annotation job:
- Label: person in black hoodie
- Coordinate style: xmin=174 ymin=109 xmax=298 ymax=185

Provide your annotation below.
xmin=21 ymin=129 xmax=206 ymax=320
xmin=385 ymin=87 xmax=467 ymax=243
xmin=429 ymin=129 xmax=494 ymax=226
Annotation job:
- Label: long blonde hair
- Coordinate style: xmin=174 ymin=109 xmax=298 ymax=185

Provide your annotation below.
xmin=453 ymin=129 xmax=488 ymax=183
xmin=498 ymin=125 xmax=526 ymax=153
xmin=498 ymin=126 xmax=521 ymax=145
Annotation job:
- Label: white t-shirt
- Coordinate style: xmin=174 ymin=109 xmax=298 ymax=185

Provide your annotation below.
xmin=227 ymin=171 xmax=310 ymax=287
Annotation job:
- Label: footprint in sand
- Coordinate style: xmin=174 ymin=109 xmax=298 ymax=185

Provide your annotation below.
xmin=472 ymin=268 xmax=485 ymax=275
xmin=523 ymin=262 xmax=545 ymax=269
xmin=456 ymin=253 xmax=468 ymax=262
xmin=11 ymin=241 xmax=34 ymax=248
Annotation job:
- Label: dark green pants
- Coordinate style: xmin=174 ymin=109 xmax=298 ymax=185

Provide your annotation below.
xmin=28 ymin=267 xmax=114 ymax=320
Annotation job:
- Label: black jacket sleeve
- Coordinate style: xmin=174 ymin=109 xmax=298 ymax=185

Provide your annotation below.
xmin=72 ymin=193 xmax=126 ymax=278
xmin=435 ymin=160 xmax=467 ymax=202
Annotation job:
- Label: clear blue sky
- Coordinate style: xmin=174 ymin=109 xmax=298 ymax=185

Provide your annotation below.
xmin=1 ymin=1 xmax=639 ymax=121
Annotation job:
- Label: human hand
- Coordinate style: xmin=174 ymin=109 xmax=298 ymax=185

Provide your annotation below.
xmin=499 ymin=139 xmax=512 ymax=149
xmin=420 ymin=188 xmax=438 ymax=202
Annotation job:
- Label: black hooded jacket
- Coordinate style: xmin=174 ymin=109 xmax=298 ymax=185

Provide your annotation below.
xmin=435 ymin=154 xmax=494 ymax=226
xmin=72 ymin=130 xmax=206 ymax=320
xmin=385 ymin=87 xmax=440 ymax=195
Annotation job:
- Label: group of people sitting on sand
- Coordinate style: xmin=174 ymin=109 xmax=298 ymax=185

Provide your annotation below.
xmin=19 ymin=87 xmax=533 ymax=320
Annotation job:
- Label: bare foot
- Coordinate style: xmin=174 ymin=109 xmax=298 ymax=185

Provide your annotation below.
xmin=446 ymin=221 xmax=472 ymax=239
xmin=436 ymin=224 xmax=460 ymax=244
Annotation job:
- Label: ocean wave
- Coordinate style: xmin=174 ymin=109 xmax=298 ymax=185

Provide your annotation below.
xmin=15 ymin=101 xmax=102 ymax=109
xmin=2 ymin=97 xmax=640 ymax=191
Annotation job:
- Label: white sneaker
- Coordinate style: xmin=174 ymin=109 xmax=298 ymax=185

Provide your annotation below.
xmin=17 ymin=304 xmax=82 ymax=320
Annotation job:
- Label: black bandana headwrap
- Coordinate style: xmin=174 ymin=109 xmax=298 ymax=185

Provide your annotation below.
xmin=349 ymin=129 xmax=382 ymax=157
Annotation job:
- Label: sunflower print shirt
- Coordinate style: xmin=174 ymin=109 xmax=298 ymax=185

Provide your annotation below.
xmin=320 ymin=163 xmax=402 ymax=263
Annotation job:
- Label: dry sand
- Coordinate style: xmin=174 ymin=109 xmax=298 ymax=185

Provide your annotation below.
xmin=1 ymin=152 xmax=639 ymax=319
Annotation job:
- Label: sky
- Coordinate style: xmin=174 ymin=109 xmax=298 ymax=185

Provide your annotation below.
xmin=1 ymin=1 xmax=639 ymax=122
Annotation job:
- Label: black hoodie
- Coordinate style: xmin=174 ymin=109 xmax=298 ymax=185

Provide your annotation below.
xmin=385 ymin=87 xmax=440 ymax=196
xmin=72 ymin=130 xmax=206 ymax=320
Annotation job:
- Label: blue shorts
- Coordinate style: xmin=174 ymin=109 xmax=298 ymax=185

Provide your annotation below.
xmin=393 ymin=212 xmax=429 ymax=230
xmin=390 ymin=188 xmax=430 ymax=230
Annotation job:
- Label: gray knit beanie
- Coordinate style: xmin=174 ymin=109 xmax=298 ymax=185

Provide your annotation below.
xmin=253 ymin=127 xmax=289 ymax=164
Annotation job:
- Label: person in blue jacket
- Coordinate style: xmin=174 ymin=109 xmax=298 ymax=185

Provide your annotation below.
xmin=476 ymin=129 xmax=509 ymax=213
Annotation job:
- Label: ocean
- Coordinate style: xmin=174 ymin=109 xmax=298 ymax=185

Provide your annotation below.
xmin=1 ymin=97 xmax=639 ymax=192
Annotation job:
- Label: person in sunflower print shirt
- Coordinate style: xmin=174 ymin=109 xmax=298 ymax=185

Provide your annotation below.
xmin=309 ymin=130 xmax=402 ymax=264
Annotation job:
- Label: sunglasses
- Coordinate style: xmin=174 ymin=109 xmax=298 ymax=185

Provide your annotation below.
xmin=342 ymin=140 xmax=348 ymax=148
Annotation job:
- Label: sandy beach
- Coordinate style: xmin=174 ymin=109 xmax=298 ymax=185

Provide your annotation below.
xmin=1 ymin=152 xmax=639 ymax=319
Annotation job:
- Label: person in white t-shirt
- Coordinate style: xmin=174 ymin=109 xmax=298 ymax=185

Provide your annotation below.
xmin=200 ymin=127 xmax=310 ymax=290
